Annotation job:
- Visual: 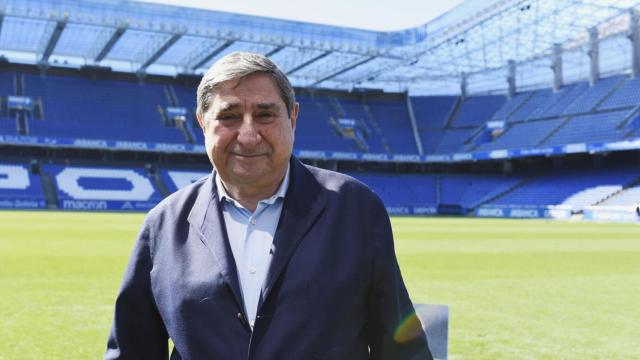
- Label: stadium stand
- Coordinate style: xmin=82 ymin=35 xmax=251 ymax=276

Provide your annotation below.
xmin=411 ymin=96 xmax=457 ymax=129
xmin=2 ymin=67 xmax=640 ymax=219
xmin=349 ymin=172 xmax=438 ymax=208
xmin=488 ymin=168 xmax=640 ymax=209
xmin=0 ymin=0 xmax=639 ymax=226
xmin=490 ymin=92 xmax=534 ymax=120
xmin=599 ymin=76 xmax=640 ymax=110
xmin=24 ymin=74 xmax=186 ymax=143
xmin=561 ymin=76 xmax=624 ymax=115
xmin=2 ymin=69 xmax=640 ymax=159
xmin=434 ymin=129 xmax=476 ymax=154
xmin=296 ymin=96 xmax=364 ymax=153
xmin=366 ymin=98 xmax=417 ymax=153
xmin=439 ymin=174 xmax=524 ymax=209
xmin=44 ymin=164 xmax=163 ymax=211
xmin=171 ymin=84 xmax=204 ymax=144
xmin=531 ymin=82 xmax=589 ymax=119
xmin=0 ymin=116 xmax=16 ymax=135
xmin=0 ymin=163 xmax=46 ymax=209
xmin=508 ymin=89 xmax=553 ymax=122
xmin=541 ymin=110 xmax=633 ymax=146
xmin=599 ymin=186 xmax=640 ymax=207
xmin=475 ymin=118 xmax=565 ymax=151
xmin=161 ymin=169 xmax=210 ymax=193
xmin=451 ymin=95 xmax=505 ymax=127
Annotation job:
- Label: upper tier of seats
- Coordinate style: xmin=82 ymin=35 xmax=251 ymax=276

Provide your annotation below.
xmin=25 ymin=74 xmax=186 ymax=143
xmin=1 ymin=70 xmax=640 ymax=156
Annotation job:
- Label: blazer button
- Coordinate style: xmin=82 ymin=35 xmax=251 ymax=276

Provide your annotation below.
xmin=237 ymin=312 xmax=247 ymax=325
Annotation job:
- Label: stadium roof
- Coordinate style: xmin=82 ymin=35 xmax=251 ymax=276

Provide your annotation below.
xmin=0 ymin=0 xmax=639 ymax=94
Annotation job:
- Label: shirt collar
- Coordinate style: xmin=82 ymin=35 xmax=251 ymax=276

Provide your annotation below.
xmin=215 ymin=164 xmax=290 ymax=207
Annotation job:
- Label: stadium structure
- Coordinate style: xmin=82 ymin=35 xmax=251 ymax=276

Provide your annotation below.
xmin=1 ymin=0 xmax=640 ymax=222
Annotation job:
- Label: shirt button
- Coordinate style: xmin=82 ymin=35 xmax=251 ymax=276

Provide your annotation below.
xmin=250 ymin=218 xmax=257 ymax=225
xmin=249 ymin=266 xmax=256 ymax=274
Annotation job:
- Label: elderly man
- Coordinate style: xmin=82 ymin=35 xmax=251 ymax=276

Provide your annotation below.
xmin=105 ymin=52 xmax=431 ymax=359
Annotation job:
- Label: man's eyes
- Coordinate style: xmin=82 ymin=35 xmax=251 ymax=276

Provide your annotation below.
xmin=216 ymin=111 xmax=276 ymax=121
xmin=217 ymin=113 xmax=239 ymax=121
xmin=256 ymin=112 xmax=275 ymax=119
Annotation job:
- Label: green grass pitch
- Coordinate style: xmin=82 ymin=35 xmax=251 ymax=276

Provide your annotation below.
xmin=1 ymin=211 xmax=638 ymax=359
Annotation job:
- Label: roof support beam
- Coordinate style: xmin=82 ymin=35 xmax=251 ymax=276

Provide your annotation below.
xmin=552 ymin=43 xmax=563 ymax=91
xmin=588 ymin=27 xmax=599 ymax=85
xmin=95 ymin=27 xmax=127 ymax=62
xmin=287 ymin=51 xmax=331 ymax=75
xmin=40 ymin=20 xmax=66 ymax=64
xmin=191 ymin=40 xmax=234 ymax=70
xmin=138 ymin=33 xmax=183 ymax=72
xmin=630 ymin=9 xmax=640 ymax=78
xmin=507 ymin=59 xmax=516 ymax=97
xmin=310 ymin=56 xmax=376 ymax=87
xmin=266 ymin=46 xmax=285 ymax=57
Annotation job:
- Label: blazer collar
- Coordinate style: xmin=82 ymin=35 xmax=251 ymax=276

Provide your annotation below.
xmin=186 ymin=172 xmax=244 ymax=312
xmin=260 ymin=157 xmax=326 ymax=304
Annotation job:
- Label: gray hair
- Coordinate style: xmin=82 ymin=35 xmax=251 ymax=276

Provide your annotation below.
xmin=196 ymin=51 xmax=295 ymax=117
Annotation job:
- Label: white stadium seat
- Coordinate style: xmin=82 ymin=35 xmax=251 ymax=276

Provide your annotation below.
xmin=0 ymin=164 xmax=30 ymax=190
xmin=55 ymin=167 xmax=155 ymax=201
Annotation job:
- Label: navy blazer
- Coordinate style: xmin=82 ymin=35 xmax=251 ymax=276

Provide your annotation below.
xmin=105 ymin=158 xmax=431 ymax=360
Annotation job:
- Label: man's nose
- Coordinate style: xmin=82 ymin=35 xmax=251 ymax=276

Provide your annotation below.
xmin=236 ymin=115 xmax=261 ymax=147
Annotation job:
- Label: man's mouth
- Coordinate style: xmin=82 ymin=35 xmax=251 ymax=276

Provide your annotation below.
xmin=232 ymin=153 xmax=266 ymax=158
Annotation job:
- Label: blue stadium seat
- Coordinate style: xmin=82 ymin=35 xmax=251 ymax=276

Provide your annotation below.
xmin=475 ymin=118 xmax=565 ymax=151
xmin=0 ymin=163 xmax=46 ymax=209
xmin=439 ymin=174 xmax=524 ymax=209
xmin=300 ymin=96 xmax=366 ymax=153
xmin=542 ymin=110 xmax=632 ymax=146
xmin=489 ymin=168 xmax=639 ymax=207
xmin=420 ymin=129 xmax=446 ymax=154
xmin=25 ymin=75 xmax=186 ymax=143
xmin=411 ymin=96 xmax=457 ymax=128
xmin=561 ymin=76 xmax=624 ymax=115
xmin=532 ymin=82 xmax=589 ymax=119
xmin=435 ymin=129 xmax=475 ymax=154
xmin=161 ymin=168 xmax=210 ymax=193
xmin=453 ymin=95 xmax=506 ymax=127
xmin=349 ymin=172 xmax=437 ymax=207
xmin=491 ymin=92 xmax=534 ymax=120
xmin=598 ymin=76 xmax=640 ymax=110
xmin=508 ymin=89 xmax=553 ymax=122
xmin=0 ymin=116 xmax=17 ymax=135
xmin=366 ymin=98 xmax=418 ymax=153
xmin=0 ymin=71 xmax=15 ymax=95
xmin=44 ymin=164 xmax=163 ymax=210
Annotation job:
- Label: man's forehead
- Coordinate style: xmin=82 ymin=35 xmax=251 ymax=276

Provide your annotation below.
xmin=214 ymin=101 xmax=280 ymax=111
xmin=211 ymin=78 xmax=284 ymax=110
xmin=216 ymin=73 xmax=279 ymax=94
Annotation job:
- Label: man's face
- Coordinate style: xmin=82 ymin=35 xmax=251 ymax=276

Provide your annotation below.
xmin=197 ymin=73 xmax=298 ymax=191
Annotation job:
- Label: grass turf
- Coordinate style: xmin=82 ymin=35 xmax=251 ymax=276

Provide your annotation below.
xmin=0 ymin=211 xmax=638 ymax=359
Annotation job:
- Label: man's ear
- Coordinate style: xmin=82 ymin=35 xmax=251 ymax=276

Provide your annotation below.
xmin=290 ymin=102 xmax=299 ymax=131
xmin=196 ymin=111 xmax=206 ymax=131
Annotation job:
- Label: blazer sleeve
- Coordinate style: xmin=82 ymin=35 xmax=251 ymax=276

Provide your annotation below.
xmin=104 ymin=219 xmax=169 ymax=360
xmin=367 ymin=195 xmax=433 ymax=360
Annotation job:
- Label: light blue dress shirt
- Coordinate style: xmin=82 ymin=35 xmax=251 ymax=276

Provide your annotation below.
xmin=215 ymin=166 xmax=290 ymax=328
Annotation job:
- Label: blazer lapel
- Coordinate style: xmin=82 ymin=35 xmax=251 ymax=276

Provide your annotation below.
xmin=187 ymin=173 xmax=245 ymax=312
xmin=260 ymin=158 xmax=326 ymax=305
